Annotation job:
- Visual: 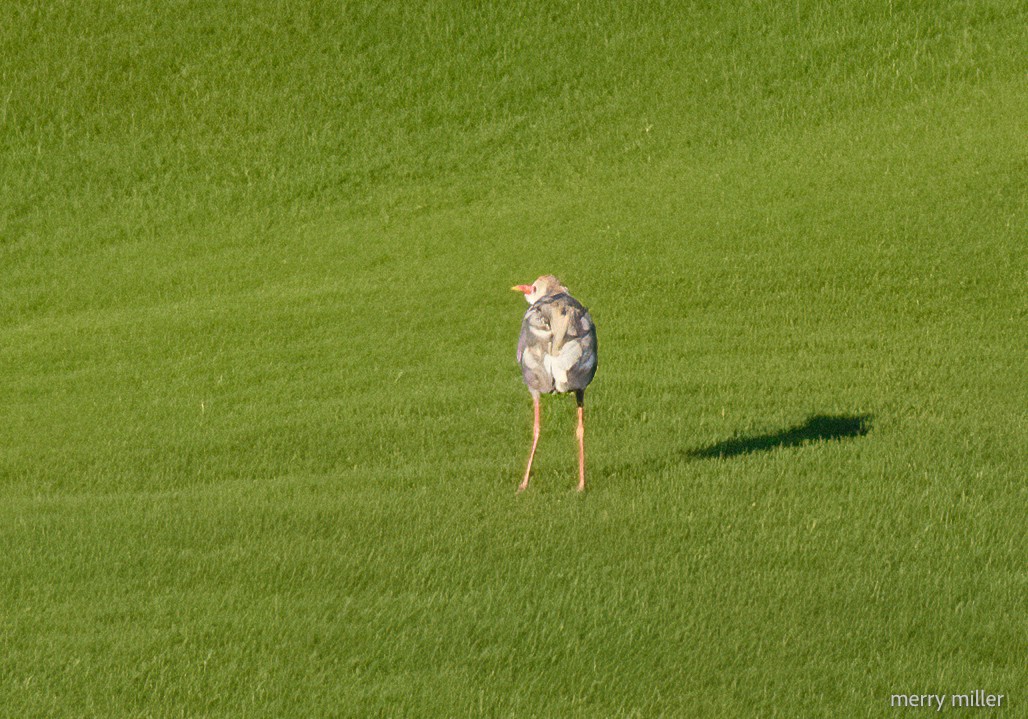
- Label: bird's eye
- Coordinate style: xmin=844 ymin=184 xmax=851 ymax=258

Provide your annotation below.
xmin=531 ymin=285 xmax=537 ymax=293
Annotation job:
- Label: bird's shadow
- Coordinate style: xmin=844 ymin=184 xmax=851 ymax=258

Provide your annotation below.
xmin=687 ymin=413 xmax=872 ymax=460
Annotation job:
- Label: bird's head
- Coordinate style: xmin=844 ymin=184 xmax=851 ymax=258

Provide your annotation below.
xmin=511 ymin=275 xmax=567 ymax=304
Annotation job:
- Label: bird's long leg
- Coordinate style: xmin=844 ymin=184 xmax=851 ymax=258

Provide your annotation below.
xmin=518 ymin=392 xmax=541 ymax=492
xmin=575 ymin=390 xmax=586 ymax=492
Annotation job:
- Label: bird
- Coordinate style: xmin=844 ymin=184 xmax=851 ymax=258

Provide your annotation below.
xmin=511 ymin=275 xmax=597 ymax=492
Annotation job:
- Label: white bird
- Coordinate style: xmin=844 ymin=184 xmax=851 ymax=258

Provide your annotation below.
xmin=511 ymin=275 xmax=598 ymax=492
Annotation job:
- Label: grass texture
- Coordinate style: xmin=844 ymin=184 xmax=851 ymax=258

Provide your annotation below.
xmin=1 ymin=1 xmax=1025 ymax=716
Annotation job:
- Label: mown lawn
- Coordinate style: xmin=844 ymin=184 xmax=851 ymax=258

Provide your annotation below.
xmin=1 ymin=2 xmax=1024 ymax=716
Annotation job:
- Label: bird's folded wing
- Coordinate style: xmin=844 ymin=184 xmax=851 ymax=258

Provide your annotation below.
xmin=517 ymin=306 xmax=550 ymax=363
xmin=548 ymin=306 xmax=571 ymax=354
xmin=550 ymin=300 xmax=593 ymax=351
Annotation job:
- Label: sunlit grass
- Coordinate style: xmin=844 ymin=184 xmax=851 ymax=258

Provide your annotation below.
xmin=1 ymin=1 xmax=1024 ymax=716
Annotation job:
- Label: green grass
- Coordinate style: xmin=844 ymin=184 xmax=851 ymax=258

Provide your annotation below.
xmin=1 ymin=1 xmax=1025 ymax=716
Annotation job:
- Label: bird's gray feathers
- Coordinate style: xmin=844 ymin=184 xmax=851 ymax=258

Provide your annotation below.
xmin=517 ymin=292 xmax=597 ymax=394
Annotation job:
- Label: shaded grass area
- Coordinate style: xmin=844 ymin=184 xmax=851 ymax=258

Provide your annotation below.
xmin=687 ymin=414 xmax=873 ymax=459
xmin=1 ymin=1 xmax=1026 ymax=717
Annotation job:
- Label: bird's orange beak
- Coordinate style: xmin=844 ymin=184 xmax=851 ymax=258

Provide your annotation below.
xmin=511 ymin=284 xmax=533 ymax=294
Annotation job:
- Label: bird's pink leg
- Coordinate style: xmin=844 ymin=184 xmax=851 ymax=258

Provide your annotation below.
xmin=579 ymin=407 xmax=588 ymax=491
xmin=518 ymin=393 xmax=541 ymax=492
xmin=575 ymin=390 xmax=586 ymax=492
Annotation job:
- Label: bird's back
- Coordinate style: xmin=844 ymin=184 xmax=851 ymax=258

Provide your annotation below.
xmin=517 ymin=292 xmax=597 ymax=394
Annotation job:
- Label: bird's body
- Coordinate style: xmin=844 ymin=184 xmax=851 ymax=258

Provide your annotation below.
xmin=511 ymin=275 xmax=597 ymax=492
xmin=516 ymin=291 xmax=597 ymax=395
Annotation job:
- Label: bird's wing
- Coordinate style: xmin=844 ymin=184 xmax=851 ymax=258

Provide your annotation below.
xmin=548 ymin=305 xmax=571 ymax=355
xmin=546 ymin=294 xmax=593 ymax=353
xmin=547 ymin=294 xmax=597 ymax=391
xmin=517 ymin=305 xmax=550 ymax=363
xmin=517 ymin=305 xmax=557 ymax=393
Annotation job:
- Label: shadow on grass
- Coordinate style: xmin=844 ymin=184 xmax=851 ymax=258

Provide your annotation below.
xmin=687 ymin=413 xmax=872 ymax=460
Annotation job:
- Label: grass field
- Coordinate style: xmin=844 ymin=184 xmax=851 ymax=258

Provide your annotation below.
xmin=1 ymin=1 xmax=1025 ymax=716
